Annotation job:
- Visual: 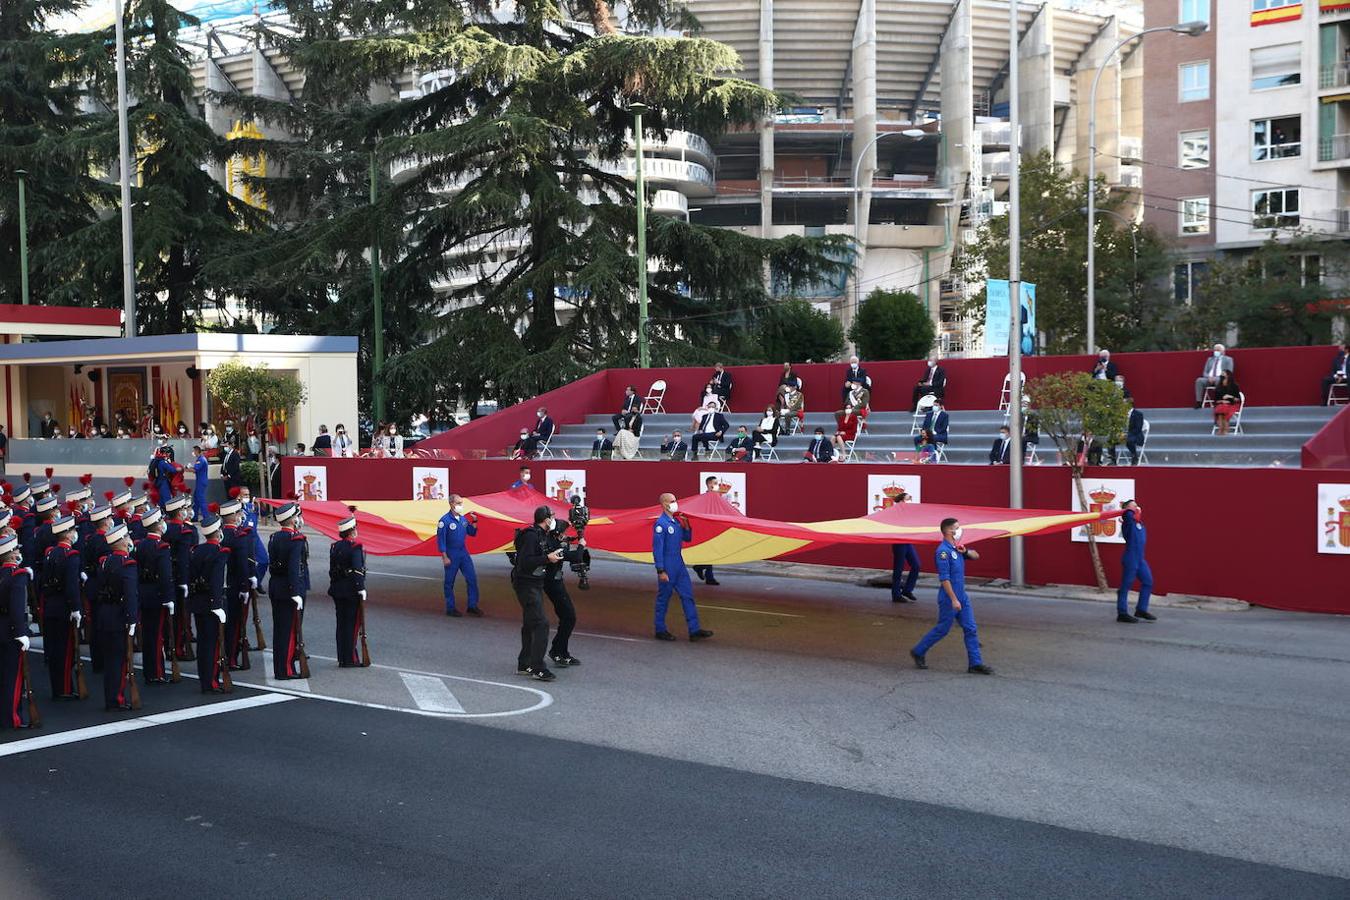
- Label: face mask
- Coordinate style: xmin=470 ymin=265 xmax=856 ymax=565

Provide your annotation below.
xmin=596 ymin=434 xmax=604 ymax=440
xmin=13 ymin=553 xmax=21 ymax=565
xmin=521 ymin=473 xmax=531 ymax=482
xmin=454 ymin=504 xmax=465 ymax=515
xmin=673 ymin=436 xmax=681 ymax=442
xmin=667 ymin=501 xmax=679 ymax=514
xmin=543 ymin=519 xmax=555 ymax=532
xmin=928 ymin=360 xmax=937 ymax=367
xmin=814 ymin=433 xmax=824 ymax=438
xmin=520 ymin=434 xmax=529 ymax=440
xmin=1099 ymin=356 xmax=1109 ymax=363
xmin=738 ymin=431 xmax=746 ymax=437
xmin=953 ymin=527 xmax=964 ymax=543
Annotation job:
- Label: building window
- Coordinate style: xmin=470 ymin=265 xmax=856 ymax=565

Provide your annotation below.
xmin=1179 ymin=61 xmax=1211 ymax=102
xmin=1174 ymin=260 xmax=1210 ymax=305
xmin=1179 ymin=130 xmax=1211 ymax=168
xmin=1303 ymin=254 xmax=1323 ymax=286
xmin=1252 ymin=116 xmax=1302 ymax=160
xmin=1251 ymin=0 xmax=1300 ymax=9
xmin=1250 ymin=43 xmax=1302 ymax=90
xmin=1180 ymin=0 xmax=1209 ymax=23
xmin=1252 ymin=188 xmax=1300 ymax=228
xmin=1181 ymin=197 xmax=1211 ymax=235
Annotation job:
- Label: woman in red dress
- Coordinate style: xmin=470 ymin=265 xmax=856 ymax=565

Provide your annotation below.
xmin=1212 ymin=372 xmax=1242 ymax=436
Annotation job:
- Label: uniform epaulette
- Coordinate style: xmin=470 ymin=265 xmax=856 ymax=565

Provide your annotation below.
xmin=220 ymin=546 xmax=231 ymax=554
xmin=291 ymin=533 xmax=305 ymax=541
xmin=158 ymin=542 xmax=170 ymax=549
xmin=123 ymin=558 xmax=137 ymax=566
xmin=66 ymin=549 xmax=79 ymax=557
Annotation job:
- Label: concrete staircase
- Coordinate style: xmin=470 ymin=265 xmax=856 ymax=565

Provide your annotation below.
xmin=525 ymin=406 xmax=1338 ymax=468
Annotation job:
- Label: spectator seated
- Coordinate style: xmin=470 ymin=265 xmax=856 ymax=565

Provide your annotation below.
xmin=659 ymin=432 xmax=688 ymax=461
xmin=912 ymin=357 xmax=947 ymax=412
xmin=726 ymin=426 xmax=755 ymax=462
xmin=1195 ymin=344 xmax=1234 ymax=409
xmin=1322 ymin=342 xmax=1348 ymax=406
xmin=802 ymin=428 xmax=834 ymax=463
xmin=752 ymin=407 xmax=780 ymax=459
xmin=709 ymin=363 xmax=734 ymax=411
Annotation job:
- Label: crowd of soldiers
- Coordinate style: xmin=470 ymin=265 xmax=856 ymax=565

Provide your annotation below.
xmin=1 ymin=470 xmax=369 ymax=728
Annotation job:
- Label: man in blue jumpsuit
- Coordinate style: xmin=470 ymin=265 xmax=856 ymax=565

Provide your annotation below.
xmin=910 ymin=517 xmax=994 ymax=675
xmin=1116 ymin=500 xmax=1155 ymax=623
xmin=152 ymin=448 xmax=175 ymax=511
xmin=190 ymin=446 xmax=209 ymax=522
xmin=889 ymin=490 xmax=920 ymax=603
xmin=437 ymin=493 xmax=480 ymax=617
xmin=510 ymin=466 xmax=537 ymax=490
xmin=651 ymin=493 xmax=713 ymax=642
xmin=236 ymin=486 xmax=268 ymax=582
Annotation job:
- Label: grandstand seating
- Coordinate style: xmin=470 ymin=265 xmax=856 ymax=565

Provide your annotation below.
xmin=532 ymin=405 xmax=1338 ymax=468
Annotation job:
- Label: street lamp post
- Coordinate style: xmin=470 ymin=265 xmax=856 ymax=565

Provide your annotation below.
xmin=851 ymin=128 xmax=925 ymax=323
xmin=15 ymin=170 xmax=29 ymax=305
xmin=370 ymin=151 xmax=386 ymax=424
xmin=631 ymin=103 xmax=650 ymax=369
xmin=1008 ymin=0 xmax=1024 ymax=585
xmin=1086 ymin=20 xmax=1206 ymax=353
xmin=114 ymin=0 xmax=137 ymax=336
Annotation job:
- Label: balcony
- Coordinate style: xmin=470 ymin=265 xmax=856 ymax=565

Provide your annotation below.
xmin=1321 ymin=0 xmax=1350 ymax=17
xmin=1319 ymin=60 xmax=1350 ymax=89
xmin=601 ymin=157 xmax=715 ymax=197
xmin=650 ymin=189 xmax=689 ymax=218
xmin=1318 ymin=133 xmax=1350 ymax=162
xmin=633 ymin=130 xmax=714 ymax=167
xmin=1119 ymin=165 xmax=1143 ymax=189
xmin=1119 ymin=136 xmax=1143 ymax=163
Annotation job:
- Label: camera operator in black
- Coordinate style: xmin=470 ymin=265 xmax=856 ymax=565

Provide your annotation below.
xmin=567 ymin=495 xmax=592 ymax=590
xmin=512 ymin=507 xmax=563 ymax=682
xmin=542 ymin=516 xmax=582 ymax=669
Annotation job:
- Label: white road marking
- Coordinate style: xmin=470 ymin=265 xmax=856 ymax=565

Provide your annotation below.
xmin=399 ymin=673 xmax=467 ymax=713
xmin=573 ymin=631 xmax=643 ymax=643
xmin=262 ymin=661 xmax=310 ymax=693
xmin=699 ymin=604 xmax=805 ymax=619
xmin=0 ymin=694 xmax=294 ymax=758
xmin=367 ymin=571 xmax=440 ymax=581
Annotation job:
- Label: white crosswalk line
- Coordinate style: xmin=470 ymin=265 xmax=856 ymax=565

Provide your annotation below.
xmin=399 ymin=672 xmax=466 ymax=713
xmin=260 ymin=652 xmax=310 ymax=692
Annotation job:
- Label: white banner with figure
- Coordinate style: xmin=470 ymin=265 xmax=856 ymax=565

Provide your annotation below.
xmin=1070 ymin=478 xmax=1134 ymax=544
xmin=866 ymin=474 xmax=922 ymax=514
xmin=546 ymin=469 xmax=588 ymax=506
xmin=293 ymin=465 xmax=328 ymax=502
xmin=1318 ymin=483 xmax=1350 ymax=554
xmin=412 ymin=467 xmax=449 ymax=501
xmin=699 ymin=471 xmax=747 ymax=514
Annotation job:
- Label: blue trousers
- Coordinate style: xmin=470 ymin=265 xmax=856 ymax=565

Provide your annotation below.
xmin=1118 ymin=555 xmax=1153 ymax=615
xmin=913 ymin=591 xmax=982 ymax=667
xmin=192 ymin=487 xmax=207 ymax=521
xmin=443 ymin=553 xmax=479 ymax=611
xmin=891 ymin=544 xmax=920 ymax=598
xmin=655 ymin=567 xmax=700 ymax=634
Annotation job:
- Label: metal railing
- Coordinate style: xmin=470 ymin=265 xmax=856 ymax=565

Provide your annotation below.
xmin=1319 ymin=60 xmax=1350 ymax=88
xmin=1318 ymin=133 xmax=1350 ymax=161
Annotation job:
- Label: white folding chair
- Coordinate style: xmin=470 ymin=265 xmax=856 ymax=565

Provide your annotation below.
xmin=1328 ymin=382 xmax=1349 ymax=407
xmin=641 ymin=379 xmax=667 ymax=414
xmin=1024 ymin=442 xmax=1039 ymax=465
xmin=1200 ymin=385 xmax=1216 ymax=408
xmin=704 ymin=439 xmax=724 ymax=462
xmin=997 ymin=372 xmax=1026 ymax=412
xmin=842 ymin=438 xmax=859 ymax=462
xmin=1136 ymin=420 xmax=1151 ymax=465
xmin=1211 ymin=392 xmax=1245 ymax=435
xmin=760 ymin=442 xmax=780 ymax=461
xmin=535 ymin=438 xmax=555 ymax=459
xmin=933 ymin=442 xmax=948 ymax=463
xmin=788 ymin=413 xmax=804 ymax=435
xmin=912 ymin=394 xmax=937 ymax=435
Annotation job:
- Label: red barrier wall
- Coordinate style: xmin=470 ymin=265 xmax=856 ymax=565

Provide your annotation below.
xmin=283 ymin=456 xmax=1350 ymax=616
xmin=423 ymin=345 xmax=1340 ymax=455
xmin=1303 ymin=404 xmax=1350 ymax=469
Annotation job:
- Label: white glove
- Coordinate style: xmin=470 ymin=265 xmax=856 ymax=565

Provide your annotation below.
xmin=70 ymin=611 xmax=82 ymax=627
xmin=165 ymin=601 xmax=175 ymax=616
xmin=249 ymin=576 xmax=257 ymax=589
xmin=22 ymin=567 xmax=32 ymax=579
xmin=179 ymin=584 xmax=188 ymax=598
xmin=127 ymin=624 xmax=137 ymax=637
xmin=212 ymin=608 xmax=226 ymax=624
xmin=17 ymin=636 xmax=30 ymax=651
xmin=80 ymin=571 xmax=88 ymax=583
xmin=292 ymin=596 xmax=303 ymax=611
xmin=358 ymin=590 xmax=367 ymax=601
xmin=240 ymin=592 xmax=249 ymax=602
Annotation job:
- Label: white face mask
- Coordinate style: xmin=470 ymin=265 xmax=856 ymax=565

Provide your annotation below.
xmin=454 ymin=504 xmax=465 ymax=515
xmin=667 ymin=501 xmax=679 ymax=514
xmin=521 ymin=473 xmax=530 ymax=482
xmin=1214 ymin=351 xmax=1222 ymax=357
xmin=543 ymin=519 xmax=555 ymax=532
xmin=596 ymin=434 xmax=604 ymax=440
xmin=520 ymin=434 xmax=529 ymax=441
xmin=953 ymin=527 xmax=964 ymax=543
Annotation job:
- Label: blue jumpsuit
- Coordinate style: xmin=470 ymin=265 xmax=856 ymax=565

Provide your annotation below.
xmin=652 ymin=512 xmax=701 ymax=635
xmin=891 ymin=543 xmax=920 ymax=599
xmin=1117 ymin=509 xmax=1153 ymax=616
xmin=241 ymin=501 xmax=268 ymax=574
xmin=153 ymin=457 xmax=175 ymax=511
xmin=436 ymin=511 xmax=478 ymax=613
xmin=191 ymin=455 xmax=209 ymax=521
xmin=912 ymin=540 xmax=983 ymax=667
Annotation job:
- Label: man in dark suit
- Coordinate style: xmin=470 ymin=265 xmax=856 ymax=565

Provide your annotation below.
xmin=591 ymin=428 xmax=614 ymax=460
xmin=689 ymin=410 xmax=729 ymax=460
xmin=841 ymin=356 xmax=871 ymax=404
xmin=1091 ymin=350 xmax=1120 ymax=382
xmin=912 ymin=356 xmax=947 ymax=412
xmin=40 ymin=412 xmax=59 ymax=440
xmin=803 ymin=427 xmax=834 ymax=463
xmin=660 ymin=431 xmax=689 ymax=461
xmin=988 ymin=426 xmax=1012 ymax=465
xmin=922 ymin=400 xmax=950 ymax=445
xmin=312 ymin=425 xmax=333 ymax=456
xmin=1124 ymin=401 xmax=1147 ymax=466
xmin=1322 ymin=341 xmax=1349 ymax=404
xmin=709 ymin=363 xmax=733 ymax=409
xmin=530 ymin=407 xmax=555 ymax=449
xmin=220 ymin=442 xmax=243 ymax=493
xmin=613 ymin=386 xmax=642 ymax=433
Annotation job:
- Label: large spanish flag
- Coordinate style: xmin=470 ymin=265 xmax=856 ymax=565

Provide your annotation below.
xmin=285 ymin=486 xmax=1118 ymax=565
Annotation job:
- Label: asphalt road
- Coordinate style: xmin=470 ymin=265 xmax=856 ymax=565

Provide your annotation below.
xmin=2 ymin=537 xmax=1348 ymax=897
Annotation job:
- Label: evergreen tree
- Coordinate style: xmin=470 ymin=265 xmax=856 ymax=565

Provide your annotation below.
xmin=212 ymin=0 xmax=847 ymax=424
xmin=848 ymin=289 xmax=935 ymax=360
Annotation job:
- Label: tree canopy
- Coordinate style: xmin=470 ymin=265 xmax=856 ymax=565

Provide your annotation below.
xmin=848 ymin=289 xmax=935 ymax=360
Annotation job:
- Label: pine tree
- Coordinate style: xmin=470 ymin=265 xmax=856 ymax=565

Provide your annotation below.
xmin=0 ymin=0 xmax=109 ymax=304
xmin=212 ymin=0 xmax=848 ymax=423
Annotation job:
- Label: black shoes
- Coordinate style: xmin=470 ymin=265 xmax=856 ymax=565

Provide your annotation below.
xmin=1135 ymin=610 xmax=1157 ymax=621
xmin=550 ymin=653 xmax=580 ymax=667
xmin=705 ymin=578 xmax=720 ymax=586
xmin=689 ymin=629 xmax=714 ymax=641
xmin=577 ymin=576 xmax=590 ymax=590
xmin=967 ymin=664 xmax=995 ymax=675
xmin=1117 ymin=613 xmax=1139 ymax=623
xmin=465 ymin=607 xmax=483 ymax=617
xmin=909 ymin=650 xmax=927 ymax=670
xmin=445 ymin=608 xmax=463 ymax=618
xmin=901 ymin=591 xmax=918 ymax=602
xmin=532 ymin=668 xmax=556 ymax=682
xmin=654 ymin=631 xmax=676 ymax=641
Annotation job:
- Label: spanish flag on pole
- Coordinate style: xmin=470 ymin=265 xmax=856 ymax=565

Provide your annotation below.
xmin=1252 ymin=2 xmax=1301 ymax=25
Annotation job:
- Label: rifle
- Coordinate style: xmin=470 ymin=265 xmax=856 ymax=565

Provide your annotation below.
xmin=295 ymin=607 xmax=311 ymax=679
xmin=236 ymin=598 xmax=251 ymax=671
xmin=71 ymin=621 xmax=89 ymax=699
xmin=216 ymin=620 xmax=232 ymax=693
xmin=358 ymin=594 xmax=371 ymax=667
xmin=166 ymin=610 xmax=181 ymax=683
xmin=124 ymin=632 xmax=142 ymax=710
xmin=21 ymin=651 xmax=40 ymax=728
xmin=249 ymin=588 xmax=266 ymax=650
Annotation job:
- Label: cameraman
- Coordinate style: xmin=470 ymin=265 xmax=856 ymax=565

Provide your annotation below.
xmin=543 ymin=515 xmax=582 ymax=669
xmin=512 ymin=506 xmax=561 ymax=682
xmin=567 ymin=495 xmax=592 ymax=590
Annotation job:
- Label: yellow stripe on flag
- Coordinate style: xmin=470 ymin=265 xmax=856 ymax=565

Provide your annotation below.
xmin=1251 ymin=4 xmax=1302 ymax=25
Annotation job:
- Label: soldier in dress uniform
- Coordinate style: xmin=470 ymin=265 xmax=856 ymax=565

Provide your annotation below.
xmin=9 ymin=483 xmax=37 ymax=634
xmin=163 ymin=496 xmax=197 ymax=661
xmin=127 ymin=488 xmax=151 ymax=541
xmin=82 ymin=505 xmax=113 ymax=672
xmin=0 ymin=533 xmax=35 ymax=728
xmin=30 ymin=494 xmax=60 ymax=620
xmin=69 ymin=481 xmax=95 ymax=550
xmin=187 ymin=513 xmax=230 ymax=693
xmin=134 ymin=508 xmax=175 ymax=683
xmin=94 ymin=523 xmax=139 ymax=711
xmin=219 ymin=495 xmax=255 ymax=670
xmin=40 ymin=515 xmax=82 ymax=699
xmin=268 ymin=502 xmax=309 ymax=680
xmin=327 ymin=514 xmax=368 ymax=667
xmin=109 ymin=479 xmax=135 ymax=525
